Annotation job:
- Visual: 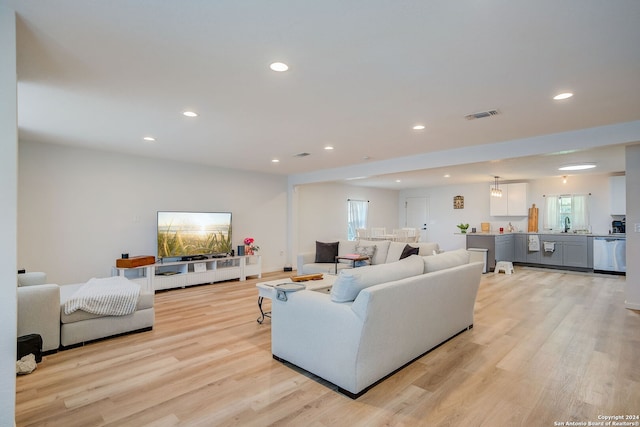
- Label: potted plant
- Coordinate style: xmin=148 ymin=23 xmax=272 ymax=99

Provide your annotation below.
xmin=457 ymin=223 xmax=470 ymax=234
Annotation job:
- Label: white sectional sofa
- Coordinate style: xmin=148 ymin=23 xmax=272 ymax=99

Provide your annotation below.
xmin=272 ymin=249 xmax=483 ymax=397
xmin=17 ymin=273 xmax=154 ymax=351
xmin=297 ymin=239 xmax=440 ymax=275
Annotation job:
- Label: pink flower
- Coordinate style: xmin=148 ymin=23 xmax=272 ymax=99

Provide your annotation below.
xmin=244 ymin=237 xmax=254 ymax=245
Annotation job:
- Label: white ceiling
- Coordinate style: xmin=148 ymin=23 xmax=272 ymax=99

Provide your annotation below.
xmin=8 ymin=1 xmax=640 ymax=188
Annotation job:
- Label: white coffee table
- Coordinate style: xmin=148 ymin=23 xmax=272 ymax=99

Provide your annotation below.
xmin=255 ymin=275 xmax=337 ymax=324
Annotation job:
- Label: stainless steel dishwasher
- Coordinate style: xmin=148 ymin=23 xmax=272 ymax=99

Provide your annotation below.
xmin=593 ymin=236 xmax=626 ymax=274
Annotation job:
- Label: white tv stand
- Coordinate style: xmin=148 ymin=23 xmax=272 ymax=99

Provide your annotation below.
xmin=112 ymin=255 xmax=261 ymax=292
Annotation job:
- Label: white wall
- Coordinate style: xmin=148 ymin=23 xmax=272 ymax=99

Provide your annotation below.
xmin=625 ymin=144 xmax=640 ymax=309
xmin=0 ymin=6 xmax=17 ymax=424
xmin=295 ymin=182 xmax=399 ymax=254
xmin=18 ymin=141 xmax=289 ymax=284
xmin=400 ymin=173 xmax=621 ymax=251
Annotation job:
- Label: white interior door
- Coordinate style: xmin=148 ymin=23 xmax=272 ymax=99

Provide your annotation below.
xmin=405 ymin=197 xmax=430 ymax=242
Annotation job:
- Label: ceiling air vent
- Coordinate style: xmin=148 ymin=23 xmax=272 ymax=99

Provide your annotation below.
xmin=294 ymin=152 xmax=311 ymax=158
xmin=465 ymin=110 xmax=500 ymax=120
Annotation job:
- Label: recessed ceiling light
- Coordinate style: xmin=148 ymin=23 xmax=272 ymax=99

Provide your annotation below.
xmin=443 ymin=174 xmax=451 ymax=178
xmin=412 ymin=125 xmax=425 ymax=130
xmin=143 ymin=136 xmax=156 ymax=142
xmin=270 ymin=62 xmax=289 ymax=72
xmin=183 ymin=111 xmax=198 ymax=117
xmin=271 ymin=159 xmax=280 ymax=163
xmin=324 ymin=145 xmax=334 ymax=150
xmin=558 ymin=163 xmax=596 ymax=171
xmin=553 ymin=92 xmax=573 ymax=100
xmin=395 ymin=179 xmax=402 ymax=183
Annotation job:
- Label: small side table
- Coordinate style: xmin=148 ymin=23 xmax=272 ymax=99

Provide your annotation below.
xmin=335 ymin=254 xmax=370 ymax=274
xmin=255 ymin=275 xmax=337 ymax=323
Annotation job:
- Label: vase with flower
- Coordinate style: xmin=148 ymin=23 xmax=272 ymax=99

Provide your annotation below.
xmin=244 ymin=237 xmax=259 ymax=255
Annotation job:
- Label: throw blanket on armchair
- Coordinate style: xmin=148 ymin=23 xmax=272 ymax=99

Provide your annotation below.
xmin=64 ymin=277 xmax=141 ymax=316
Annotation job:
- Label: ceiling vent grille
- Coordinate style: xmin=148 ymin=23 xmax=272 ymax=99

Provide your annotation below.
xmin=465 ymin=110 xmax=500 ymax=120
xmin=294 ymin=152 xmax=311 ymax=158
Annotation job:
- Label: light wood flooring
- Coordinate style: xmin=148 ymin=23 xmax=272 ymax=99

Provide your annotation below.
xmin=16 ymin=267 xmax=640 ymax=426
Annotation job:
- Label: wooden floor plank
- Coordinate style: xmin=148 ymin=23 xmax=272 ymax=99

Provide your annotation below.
xmin=16 ymin=268 xmax=639 ymax=426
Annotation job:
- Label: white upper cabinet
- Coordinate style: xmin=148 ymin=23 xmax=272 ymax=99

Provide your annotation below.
xmin=490 ymin=183 xmax=529 ymax=216
xmin=610 ymin=175 xmax=626 ymax=215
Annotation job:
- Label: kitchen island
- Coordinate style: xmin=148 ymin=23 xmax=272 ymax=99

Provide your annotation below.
xmin=466 ymin=232 xmax=625 ymax=273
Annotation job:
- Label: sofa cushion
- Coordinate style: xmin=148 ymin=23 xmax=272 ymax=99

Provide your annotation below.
xmin=60 ymin=287 xmax=154 ymax=324
xmin=330 ymin=255 xmax=424 ymax=302
xmin=400 ymin=244 xmax=420 ymax=259
xmin=356 ymin=239 xmax=391 ymax=265
xmin=386 ymin=241 xmax=440 ymax=263
xmin=423 ymin=249 xmax=470 ymax=273
xmin=315 ymin=241 xmax=339 ymax=263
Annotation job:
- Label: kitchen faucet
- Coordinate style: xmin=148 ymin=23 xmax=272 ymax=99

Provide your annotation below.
xmin=564 ymin=216 xmax=571 ymax=233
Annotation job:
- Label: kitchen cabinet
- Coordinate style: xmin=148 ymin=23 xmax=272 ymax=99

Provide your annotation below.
xmin=513 ymin=233 xmax=541 ymax=263
xmin=490 ymin=183 xmax=529 ymax=216
xmin=466 ymin=234 xmax=513 ymax=271
xmin=610 ymin=175 xmax=626 ymax=215
xmin=467 ymin=233 xmax=590 ymax=271
xmin=528 ymin=234 xmax=589 ymax=268
xmin=513 ymin=234 xmax=527 ymax=262
xmin=538 ymin=237 xmax=563 ymax=266
xmin=561 ymin=236 xmax=589 ymax=268
xmin=495 ymin=234 xmax=514 ymax=263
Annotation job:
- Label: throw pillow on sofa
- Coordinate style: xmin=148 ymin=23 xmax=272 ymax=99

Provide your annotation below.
xmin=400 ymin=244 xmax=419 ymax=259
xmin=330 ymin=255 xmax=424 ymax=303
xmin=423 ymin=248 xmax=470 ymax=273
xmin=354 ymin=244 xmax=376 ymax=266
xmin=315 ymin=241 xmax=339 ymax=263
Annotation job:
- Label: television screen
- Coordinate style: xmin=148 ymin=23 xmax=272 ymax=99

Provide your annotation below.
xmin=157 ymin=211 xmax=232 ymax=259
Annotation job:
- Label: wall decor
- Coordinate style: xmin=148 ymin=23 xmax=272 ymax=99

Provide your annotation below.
xmin=454 ymin=195 xmax=464 ymax=209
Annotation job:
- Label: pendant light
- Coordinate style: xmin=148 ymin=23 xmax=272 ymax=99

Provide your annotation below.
xmin=491 ymin=176 xmax=502 ymax=197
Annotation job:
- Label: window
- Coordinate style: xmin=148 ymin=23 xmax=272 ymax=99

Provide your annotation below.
xmin=543 ymin=194 xmax=590 ymax=232
xmin=347 ymin=199 xmax=368 ymax=241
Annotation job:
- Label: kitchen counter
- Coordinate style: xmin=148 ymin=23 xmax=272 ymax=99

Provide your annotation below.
xmin=465 ymin=232 xmax=625 ymax=238
xmin=466 ymin=232 xmax=598 ymax=272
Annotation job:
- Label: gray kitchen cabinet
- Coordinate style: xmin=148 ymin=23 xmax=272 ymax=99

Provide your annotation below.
xmin=560 ymin=236 xmax=588 ymax=268
xmin=467 ymin=233 xmax=589 ymax=271
xmin=538 ymin=237 xmax=564 ymax=266
xmin=495 ymin=234 xmax=514 ymax=262
xmin=526 ymin=241 xmax=541 ymax=264
xmin=467 ymin=234 xmax=513 ymax=271
xmin=513 ymin=234 xmax=527 ymax=262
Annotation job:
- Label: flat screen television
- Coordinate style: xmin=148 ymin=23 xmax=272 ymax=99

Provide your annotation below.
xmin=157 ymin=211 xmax=232 ymax=259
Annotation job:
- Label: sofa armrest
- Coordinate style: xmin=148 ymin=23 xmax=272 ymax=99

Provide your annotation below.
xmin=17 ymin=284 xmax=61 ymax=352
xmin=296 ymin=252 xmax=316 ymax=273
xmin=271 ymin=290 xmax=364 ymax=392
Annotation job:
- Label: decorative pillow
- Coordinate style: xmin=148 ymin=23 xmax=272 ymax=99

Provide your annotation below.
xmin=356 ymin=239 xmax=391 ymax=264
xmin=330 ymin=255 xmax=424 ymax=302
xmin=423 ymin=248 xmax=470 ymax=273
xmin=400 ymin=244 xmax=419 ymax=260
xmin=354 ymin=244 xmax=376 ymax=266
xmin=315 ymin=241 xmax=339 ymax=263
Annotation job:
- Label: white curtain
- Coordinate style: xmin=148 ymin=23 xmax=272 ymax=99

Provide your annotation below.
xmin=571 ymin=194 xmax=590 ymax=230
xmin=347 ymin=199 xmax=369 ymax=241
xmin=544 ymin=196 xmax=560 ymax=231
xmin=543 ymin=194 xmax=590 ymax=232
